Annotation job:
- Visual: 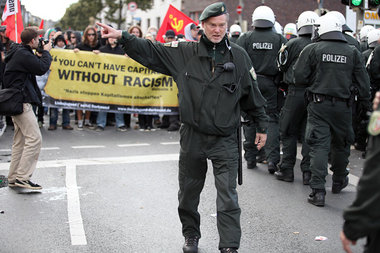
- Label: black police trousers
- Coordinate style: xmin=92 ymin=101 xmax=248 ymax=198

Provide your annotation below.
xmin=305 ymin=100 xmax=353 ymax=189
xmin=178 ymin=124 xmax=241 ymax=249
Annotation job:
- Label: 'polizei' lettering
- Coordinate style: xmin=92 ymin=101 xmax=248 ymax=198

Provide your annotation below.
xmin=322 ymin=54 xmax=347 ymax=64
xmin=252 ymin=42 xmax=273 ymax=50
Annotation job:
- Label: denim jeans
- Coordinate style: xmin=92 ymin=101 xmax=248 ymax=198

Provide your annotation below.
xmin=49 ymin=108 xmax=71 ymax=127
xmin=97 ymin=112 xmax=125 ymax=128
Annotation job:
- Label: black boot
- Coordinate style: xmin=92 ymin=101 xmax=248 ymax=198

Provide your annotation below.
xmin=308 ymin=189 xmax=326 ymax=207
xmin=183 ymin=236 xmax=199 ymax=253
xmin=332 ymin=176 xmax=349 ymax=194
xmin=247 ymin=161 xmax=257 ymax=169
xmin=302 ymin=171 xmax=311 ymax=185
xmin=267 ymin=162 xmax=277 ymax=174
xmin=274 ymin=170 xmax=294 ymax=182
xmin=220 ymin=248 xmax=238 ymax=253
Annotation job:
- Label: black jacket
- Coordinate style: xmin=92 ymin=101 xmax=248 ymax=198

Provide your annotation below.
xmin=99 ymin=43 xmax=124 ymax=55
xmin=3 ymin=44 xmax=52 ymax=105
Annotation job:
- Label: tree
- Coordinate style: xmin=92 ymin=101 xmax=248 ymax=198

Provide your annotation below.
xmin=57 ymin=0 xmax=103 ymax=31
xmin=104 ymin=0 xmax=153 ymax=29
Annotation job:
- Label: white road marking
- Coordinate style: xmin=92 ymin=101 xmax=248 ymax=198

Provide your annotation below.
xmin=0 ymin=154 xmax=180 ymax=171
xmin=117 ymin=143 xmax=150 ymax=147
xmin=72 ymin=145 xmax=105 ymax=149
xmin=160 ymin=142 xmax=180 ymax=145
xmin=66 ymin=164 xmax=87 ymax=246
xmin=0 ymin=149 xmax=11 ymax=152
xmin=42 ymin=147 xmax=60 ymax=150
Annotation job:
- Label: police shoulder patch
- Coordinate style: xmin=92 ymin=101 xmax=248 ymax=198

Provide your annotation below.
xmin=368 ymin=111 xmax=380 ymax=136
xmin=164 ymin=41 xmax=179 ymax=48
xmin=250 ymin=67 xmax=257 ymax=81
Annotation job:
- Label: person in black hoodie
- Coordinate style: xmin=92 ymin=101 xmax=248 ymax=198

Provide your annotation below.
xmin=4 ymin=27 xmax=52 ymax=190
xmin=95 ymin=36 xmax=127 ymax=132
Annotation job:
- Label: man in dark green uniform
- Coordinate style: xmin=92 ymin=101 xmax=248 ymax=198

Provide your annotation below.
xmin=236 ymin=6 xmax=287 ymax=173
xmin=97 ymin=3 xmax=268 ymax=253
xmin=294 ymin=14 xmax=370 ymax=207
xmin=340 ymin=91 xmax=380 ymax=253
xmin=275 ymin=11 xmax=319 ymax=184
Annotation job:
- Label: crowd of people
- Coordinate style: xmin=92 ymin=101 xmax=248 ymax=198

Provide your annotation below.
xmin=1 ymin=1 xmax=379 ymax=253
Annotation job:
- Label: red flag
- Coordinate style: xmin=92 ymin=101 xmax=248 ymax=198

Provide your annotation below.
xmin=39 ymin=19 xmax=44 ymax=37
xmin=1 ymin=0 xmax=24 ymax=43
xmin=156 ymin=5 xmax=197 ymax=43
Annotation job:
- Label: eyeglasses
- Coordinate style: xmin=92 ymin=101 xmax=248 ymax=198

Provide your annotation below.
xmin=87 ymin=33 xmax=96 ymax=36
xmin=70 ymin=37 xmax=76 ymax=39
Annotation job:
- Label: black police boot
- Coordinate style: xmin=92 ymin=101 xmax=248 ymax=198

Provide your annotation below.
xmin=274 ymin=169 xmax=294 ymax=182
xmin=220 ymin=248 xmax=238 ymax=253
xmin=247 ymin=161 xmax=257 ymax=169
xmin=302 ymin=171 xmax=311 ymax=185
xmin=267 ymin=162 xmax=277 ymax=174
xmin=332 ymin=176 xmax=349 ymax=194
xmin=256 ymin=150 xmax=267 ymax=164
xmin=183 ymin=236 xmax=199 ymax=253
xmin=307 ymin=189 xmax=326 ymax=207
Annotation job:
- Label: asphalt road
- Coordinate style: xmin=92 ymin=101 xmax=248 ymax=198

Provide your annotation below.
xmin=0 ymin=118 xmax=367 ymax=253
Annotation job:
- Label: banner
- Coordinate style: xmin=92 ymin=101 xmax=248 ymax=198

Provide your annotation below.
xmin=43 ymin=49 xmax=179 ymax=115
xmin=156 ymin=4 xmax=197 ymax=43
xmin=1 ymin=0 xmax=23 ymax=43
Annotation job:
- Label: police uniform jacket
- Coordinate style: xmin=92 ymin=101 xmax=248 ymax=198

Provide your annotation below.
xmin=3 ymin=43 xmax=52 ymax=105
xmin=294 ymin=40 xmax=370 ymax=102
xmin=236 ymin=28 xmax=287 ymax=77
xmin=343 ymin=132 xmax=380 ymax=252
xmin=368 ymin=45 xmax=380 ymax=89
xmin=278 ymin=35 xmax=312 ymax=86
xmin=118 ymin=32 xmax=268 ymax=136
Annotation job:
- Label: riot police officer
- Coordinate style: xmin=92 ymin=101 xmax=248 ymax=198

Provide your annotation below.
xmin=283 ymin=23 xmax=298 ymax=40
xmin=275 ymin=11 xmax=319 ymax=184
xmin=97 ymin=2 xmax=268 ymax=253
xmin=237 ymin=6 xmax=287 ymax=173
xmin=325 ymin=11 xmax=361 ymax=51
xmin=359 ymin=25 xmax=375 ymax=52
xmin=229 ymin=24 xmax=242 ymax=43
xmin=294 ymin=14 xmax=370 ymax=207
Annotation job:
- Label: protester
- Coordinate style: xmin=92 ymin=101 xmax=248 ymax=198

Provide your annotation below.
xmin=97 ymin=2 xmax=268 ymax=252
xmin=184 ymin=23 xmax=198 ymax=41
xmin=340 ymin=91 xmax=380 ymax=253
xmin=74 ymin=26 xmax=100 ymax=130
xmin=48 ymin=35 xmax=73 ymax=130
xmin=95 ymin=35 xmax=127 ymax=132
xmin=4 ymin=27 xmax=52 ymax=190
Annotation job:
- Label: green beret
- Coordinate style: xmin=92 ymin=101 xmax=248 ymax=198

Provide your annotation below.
xmin=199 ymin=2 xmax=227 ymax=21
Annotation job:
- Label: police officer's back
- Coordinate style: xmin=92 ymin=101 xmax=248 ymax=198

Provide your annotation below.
xmin=236 ymin=6 xmax=286 ymax=173
xmin=275 ymin=11 xmax=319 ymax=184
xmin=294 ymin=15 xmax=370 ymax=207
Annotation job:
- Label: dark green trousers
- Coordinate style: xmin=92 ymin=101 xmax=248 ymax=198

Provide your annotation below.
xmin=178 ymin=124 xmax=241 ymax=249
xmin=243 ymin=76 xmax=280 ymax=164
xmin=279 ymin=86 xmax=310 ymax=173
xmin=305 ymin=101 xmax=354 ymax=189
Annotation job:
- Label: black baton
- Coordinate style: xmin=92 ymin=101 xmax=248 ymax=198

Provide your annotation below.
xmin=238 ymin=123 xmax=243 ymax=185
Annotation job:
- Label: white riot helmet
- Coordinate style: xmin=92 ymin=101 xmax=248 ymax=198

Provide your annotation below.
xmin=230 ymin=24 xmax=242 ymax=36
xmin=313 ymin=14 xmax=346 ymax=41
xmin=284 ymin=23 xmax=298 ymax=39
xmin=296 ymin=11 xmax=319 ymax=35
xmin=252 ymin=6 xmax=275 ymax=28
xmin=325 ymin=11 xmax=352 ymax=32
xmin=359 ymin=25 xmax=375 ymax=42
xmin=274 ymin=21 xmax=283 ymax=34
xmin=367 ymin=29 xmax=380 ymax=46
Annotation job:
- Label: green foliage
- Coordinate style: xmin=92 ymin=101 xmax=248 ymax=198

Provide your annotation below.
xmin=104 ymin=0 xmax=153 ymax=29
xmin=57 ymin=0 xmax=103 ymax=31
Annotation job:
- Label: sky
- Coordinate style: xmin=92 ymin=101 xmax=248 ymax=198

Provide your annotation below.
xmin=21 ymin=0 xmax=79 ymax=21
